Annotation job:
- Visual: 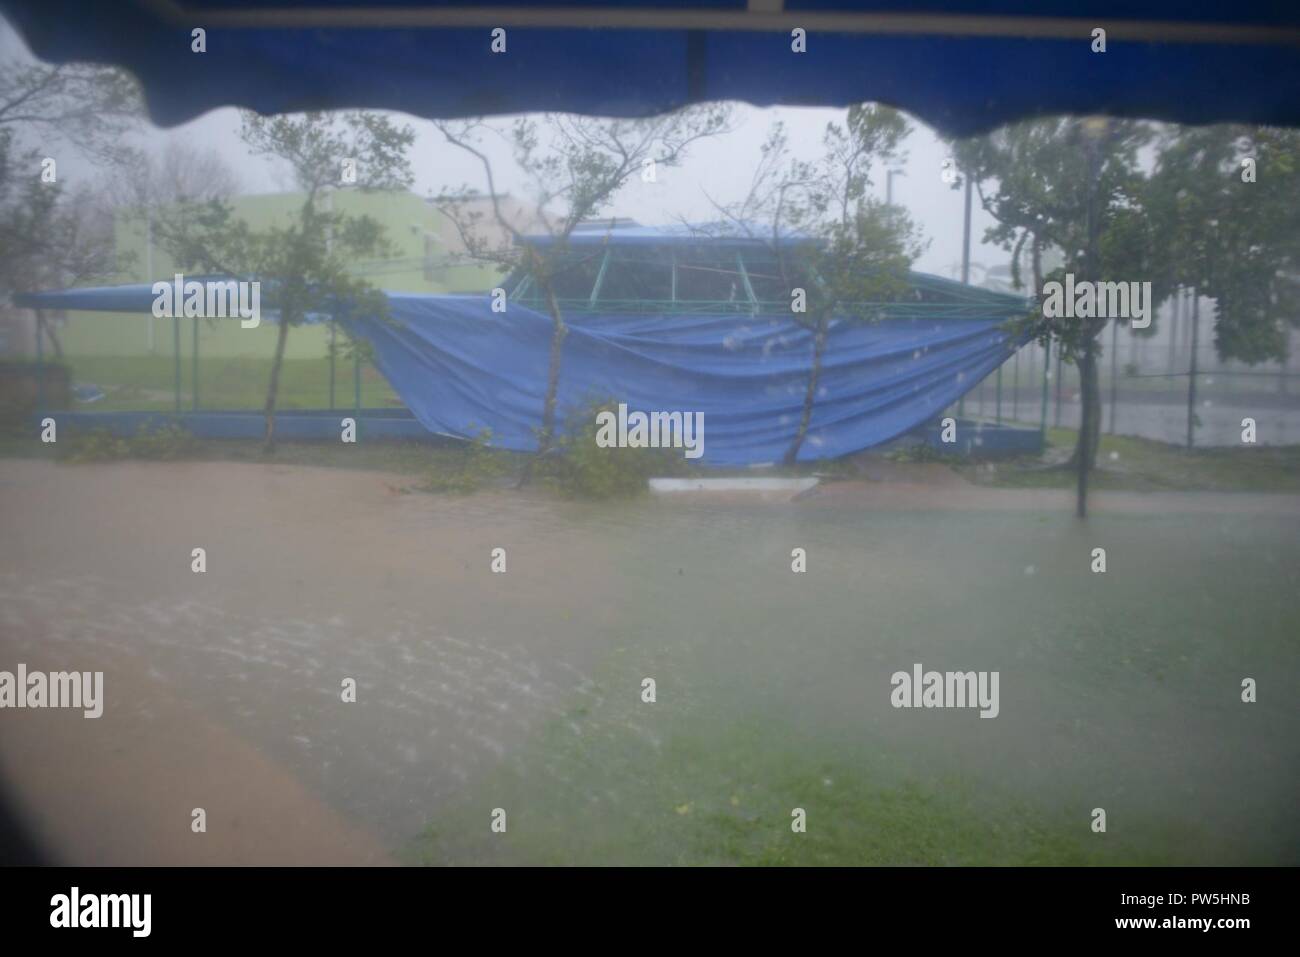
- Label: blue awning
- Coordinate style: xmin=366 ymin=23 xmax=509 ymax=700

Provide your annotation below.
xmin=1 ymin=2 xmax=1296 ymax=136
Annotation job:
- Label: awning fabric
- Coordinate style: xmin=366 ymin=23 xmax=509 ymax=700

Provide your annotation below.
xmin=1 ymin=2 xmax=1297 ymax=136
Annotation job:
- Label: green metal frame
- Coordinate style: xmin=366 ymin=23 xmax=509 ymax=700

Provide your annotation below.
xmin=506 ymin=295 xmax=1027 ymax=320
xmin=29 ymin=311 xmax=373 ymax=419
xmin=173 ymin=314 xmax=181 ymax=413
xmin=588 ymin=249 xmax=611 ymax=307
xmin=35 ymin=309 xmax=45 ymax=411
xmin=1040 ymin=334 xmax=1051 ymax=439
xmin=192 ymin=317 xmax=200 ymax=410
xmin=735 ymin=251 xmax=758 ymax=315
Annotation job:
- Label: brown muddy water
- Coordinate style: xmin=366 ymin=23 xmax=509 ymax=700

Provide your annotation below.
xmin=0 ymin=459 xmax=1297 ymax=864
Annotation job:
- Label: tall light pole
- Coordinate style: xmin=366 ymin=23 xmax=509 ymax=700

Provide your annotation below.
xmin=326 ymin=187 xmax=336 ymax=409
xmin=960 ymin=175 xmax=972 ymax=285
xmin=145 ymin=206 xmax=155 ymax=353
xmin=1077 ymin=116 xmax=1110 ymax=518
xmin=886 ymin=168 xmax=906 ymax=206
xmin=958 ymin=171 xmax=973 ymax=418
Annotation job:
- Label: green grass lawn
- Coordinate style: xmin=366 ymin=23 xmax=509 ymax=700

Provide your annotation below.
xmin=954 ymin=428 xmax=1300 ymax=493
xmin=406 ymin=735 xmax=1107 ymax=866
xmin=52 ymin=355 xmax=402 ymax=411
xmin=403 ymin=503 xmax=1299 ymax=866
xmin=4 ymin=419 xmax=1299 ymax=497
xmin=2 ymin=415 xmax=1294 ymax=864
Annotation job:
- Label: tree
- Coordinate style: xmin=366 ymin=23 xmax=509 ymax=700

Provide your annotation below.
xmin=0 ymin=61 xmax=144 ymax=355
xmin=0 ymin=60 xmax=141 ymax=167
xmin=707 ymin=107 xmax=926 ymax=464
xmin=154 ymin=111 xmax=415 ymax=450
xmin=951 ymin=117 xmax=1154 ymax=516
xmin=0 ymin=175 xmax=123 ymax=360
xmin=105 ymin=139 xmax=241 ymax=212
xmin=433 ymin=108 xmax=731 ymax=469
xmin=1145 ymin=124 xmax=1300 ymax=363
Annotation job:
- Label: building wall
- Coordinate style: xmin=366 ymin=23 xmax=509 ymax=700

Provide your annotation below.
xmin=53 ymin=190 xmax=510 ymax=360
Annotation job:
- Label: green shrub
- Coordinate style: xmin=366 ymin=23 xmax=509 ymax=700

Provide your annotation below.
xmin=60 ymin=422 xmax=197 ymax=463
xmin=421 ymin=428 xmax=508 ymax=494
xmin=128 ymin=422 xmax=198 ymax=460
xmin=544 ymin=398 xmax=686 ymax=499
xmin=60 ymin=429 xmax=131 ymax=463
xmin=886 ymin=440 xmax=961 ymax=464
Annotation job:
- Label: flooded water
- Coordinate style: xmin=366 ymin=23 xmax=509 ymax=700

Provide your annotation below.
xmin=1 ymin=459 xmax=1297 ymax=864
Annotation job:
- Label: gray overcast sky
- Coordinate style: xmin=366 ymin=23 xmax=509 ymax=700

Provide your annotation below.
xmin=2 ymin=17 xmax=1005 ymax=281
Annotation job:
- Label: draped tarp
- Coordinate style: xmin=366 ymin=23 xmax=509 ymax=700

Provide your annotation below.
xmin=16 ymin=278 xmax=1031 ymax=465
xmin=345 ymin=292 xmax=1027 ymax=465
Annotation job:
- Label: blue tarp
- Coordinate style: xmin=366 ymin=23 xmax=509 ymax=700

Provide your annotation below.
xmin=1 ymin=2 xmax=1297 ymax=136
xmin=17 ymin=279 xmax=1029 ymax=465
xmin=346 ymin=293 xmax=1026 ymax=465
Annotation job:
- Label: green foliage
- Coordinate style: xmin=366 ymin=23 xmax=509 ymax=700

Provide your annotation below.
xmin=544 ymin=398 xmax=685 ymax=499
xmin=421 ymin=429 xmax=508 ymax=494
xmin=127 ymin=422 xmax=199 ymax=460
xmin=59 ymin=429 xmax=129 ymax=463
xmin=433 ymin=108 xmax=733 ymax=455
xmin=434 ymin=108 xmax=733 ymax=271
xmin=148 ymin=110 xmax=416 ymax=447
xmin=720 ymin=110 xmax=927 ymax=322
xmin=949 ymin=117 xmax=1159 ymax=501
xmin=1144 ymin=124 xmax=1300 ymax=364
xmin=885 ymin=441 xmax=960 ymax=464
xmin=950 ymin=117 xmax=1153 ymax=354
xmin=952 ymin=118 xmax=1300 ymax=371
xmin=712 ymin=108 xmax=927 ymax=464
xmin=59 ymin=422 xmax=197 ymax=463
xmin=0 ymin=63 xmax=143 ymax=300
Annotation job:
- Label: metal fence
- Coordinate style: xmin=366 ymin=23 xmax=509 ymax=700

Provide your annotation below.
xmin=959 ymin=292 xmax=1299 ymax=448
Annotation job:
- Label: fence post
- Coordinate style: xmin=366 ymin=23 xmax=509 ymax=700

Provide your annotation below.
xmin=1281 ymin=326 xmax=1291 ymax=397
xmin=353 ymin=349 xmax=361 ymax=415
xmin=995 ymin=365 xmax=1003 ymax=424
xmin=1012 ymin=349 xmax=1020 ymax=421
xmin=1040 ymin=335 xmax=1050 ymax=441
xmin=1108 ymin=319 xmax=1118 ymax=434
xmin=1167 ymin=286 xmax=1180 ymax=373
xmin=192 ymin=317 xmax=200 ymax=411
xmin=35 ymin=309 xmax=45 ymax=413
xmin=1054 ymin=344 xmax=1063 ymax=428
xmin=1186 ymin=288 xmax=1200 ymax=449
xmin=173 ymin=314 xmax=181 ymax=414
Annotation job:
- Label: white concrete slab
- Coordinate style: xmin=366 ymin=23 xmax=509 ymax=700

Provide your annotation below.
xmin=649 ymin=477 xmax=820 ymax=494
